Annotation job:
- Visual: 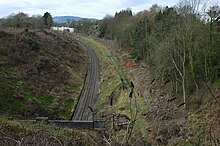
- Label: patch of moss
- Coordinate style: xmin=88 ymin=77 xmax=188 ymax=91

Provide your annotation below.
xmin=0 ymin=86 xmax=25 ymax=115
xmin=11 ymin=101 xmax=26 ymax=114
xmin=2 ymin=70 xmax=18 ymax=79
xmin=0 ymin=86 xmax=11 ymax=98
xmin=23 ymin=91 xmax=35 ymax=101
xmin=70 ymin=85 xmax=81 ymax=91
xmin=0 ymin=87 xmax=12 ymax=112
xmin=38 ymin=96 xmax=54 ymax=107
xmin=0 ymin=118 xmax=104 ymax=145
xmin=62 ymin=98 xmax=74 ymax=119
xmin=0 ymin=30 xmax=87 ymax=120
xmin=212 ymin=79 xmax=220 ymax=88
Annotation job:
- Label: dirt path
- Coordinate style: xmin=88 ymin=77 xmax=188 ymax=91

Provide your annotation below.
xmin=71 ymin=41 xmax=99 ymax=121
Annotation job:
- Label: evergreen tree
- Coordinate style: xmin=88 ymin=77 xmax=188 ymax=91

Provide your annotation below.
xmin=43 ymin=12 xmax=53 ymax=29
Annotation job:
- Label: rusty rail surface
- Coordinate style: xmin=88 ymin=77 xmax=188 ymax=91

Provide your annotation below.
xmin=71 ymin=41 xmax=99 ymax=121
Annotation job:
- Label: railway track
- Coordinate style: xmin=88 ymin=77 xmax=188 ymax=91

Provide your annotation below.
xmin=71 ymin=41 xmax=99 ymax=121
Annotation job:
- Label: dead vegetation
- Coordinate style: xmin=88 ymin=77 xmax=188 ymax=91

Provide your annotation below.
xmin=0 ymin=29 xmax=88 ymax=119
xmin=0 ymin=118 xmax=104 ymax=146
xmin=96 ymin=38 xmax=220 ymax=146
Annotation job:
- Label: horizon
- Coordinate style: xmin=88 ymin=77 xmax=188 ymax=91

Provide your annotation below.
xmin=0 ymin=0 xmax=180 ymax=19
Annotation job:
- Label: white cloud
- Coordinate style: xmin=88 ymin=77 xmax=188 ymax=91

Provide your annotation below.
xmin=0 ymin=0 xmax=181 ymax=19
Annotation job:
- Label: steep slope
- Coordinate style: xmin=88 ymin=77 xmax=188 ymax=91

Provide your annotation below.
xmin=97 ymin=38 xmax=220 ymax=146
xmin=0 ymin=29 xmax=88 ymax=119
xmin=0 ymin=118 xmax=104 ymax=146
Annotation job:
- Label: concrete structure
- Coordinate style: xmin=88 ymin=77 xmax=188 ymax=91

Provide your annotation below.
xmin=14 ymin=118 xmax=105 ymax=129
xmin=51 ymin=26 xmax=74 ymax=33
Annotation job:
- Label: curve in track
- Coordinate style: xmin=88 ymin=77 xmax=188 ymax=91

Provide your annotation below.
xmin=72 ymin=41 xmax=99 ymax=121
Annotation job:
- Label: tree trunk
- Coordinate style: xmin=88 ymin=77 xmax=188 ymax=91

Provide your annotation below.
xmin=182 ymin=50 xmax=186 ymax=108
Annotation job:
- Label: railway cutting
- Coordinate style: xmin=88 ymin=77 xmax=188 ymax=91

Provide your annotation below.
xmin=71 ymin=41 xmax=99 ymax=121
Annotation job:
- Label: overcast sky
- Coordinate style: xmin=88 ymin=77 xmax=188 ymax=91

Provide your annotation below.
xmin=0 ymin=0 xmax=191 ymax=19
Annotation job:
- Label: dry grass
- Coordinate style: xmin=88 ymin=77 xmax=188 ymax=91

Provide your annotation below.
xmin=0 ymin=118 xmax=104 ymax=146
xmin=0 ymin=29 xmax=88 ymax=119
xmin=95 ymin=38 xmax=220 ymax=146
xmin=79 ymin=36 xmax=151 ymax=145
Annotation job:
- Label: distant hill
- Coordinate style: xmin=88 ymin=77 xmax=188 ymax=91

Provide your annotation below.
xmin=53 ymin=16 xmax=97 ymax=23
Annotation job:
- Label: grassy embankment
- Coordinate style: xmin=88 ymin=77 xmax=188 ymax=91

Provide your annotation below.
xmin=0 ymin=33 xmax=149 ymax=146
xmin=80 ymin=36 xmax=150 ymax=145
xmin=0 ymin=30 xmax=88 ymax=119
xmin=95 ymin=38 xmax=220 ymax=145
xmin=0 ymin=118 xmax=104 ymax=145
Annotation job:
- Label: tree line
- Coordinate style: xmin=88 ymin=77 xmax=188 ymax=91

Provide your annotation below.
xmin=0 ymin=11 xmax=97 ymax=33
xmin=97 ymin=1 xmax=220 ymax=109
xmin=0 ymin=12 xmax=53 ymax=29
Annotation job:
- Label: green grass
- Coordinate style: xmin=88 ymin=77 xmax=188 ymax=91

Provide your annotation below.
xmin=38 ymin=96 xmax=54 ymax=107
xmin=0 ymin=69 xmax=26 ymax=114
xmin=0 ymin=87 xmax=25 ymax=115
xmin=10 ymin=101 xmax=26 ymax=114
xmin=0 ymin=118 xmax=104 ymax=145
xmin=22 ymin=90 xmax=55 ymax=107
xmin=0 ymin=30 xmax=88 ymax=120
xmin=0 ymin=62 xmax=81 ymax=120
xmin=0 ymin=86 xmax=11 ymax=99
xmin=79 ymin=36 xmax=149 ymax=144
xmin=212 ymin=79 xmax=220 ymax=88
xmin=80 ymin=36 xmax=121 ymax=108
xmin=2 ymin=70 xmax=18 ymax=79
xmin=23 ymin=91 xmax=35 ymax=100
xmin=60 ymin=98 xmax=74 ymax=119
xmin=69 ymin=85 xmax=81 ymax=90
xmin=0 ymin=118 xmax=58 ymax=138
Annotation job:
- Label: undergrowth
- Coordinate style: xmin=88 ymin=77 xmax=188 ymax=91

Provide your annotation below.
xmin=79 ymin=36 xmax=150 ymax=145
xmin=0 ymin=30 xmax=87 ymax=119
xmin=0 ymin=118 xmax=104 ymax=146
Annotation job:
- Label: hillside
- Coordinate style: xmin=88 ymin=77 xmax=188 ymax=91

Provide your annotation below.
xmin=0 ymin=29 xmax=88 ymax=119
xmin=0 ymin=118 xmax=104 ymax=145
xmin=53 ymin=16 xmax=97 ymax=23
xmin=0 ymin=30 xmax=219 ymax=145
xmin=93 ymin=5 xmax=220 ymax=145
xmin=94 ymin=37 xmax=220 ymax=145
